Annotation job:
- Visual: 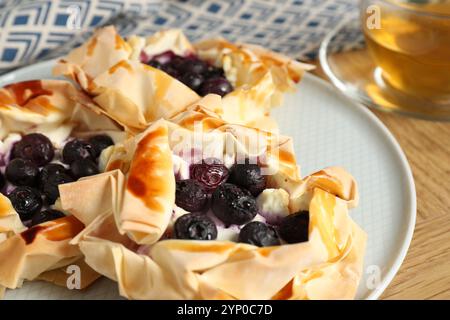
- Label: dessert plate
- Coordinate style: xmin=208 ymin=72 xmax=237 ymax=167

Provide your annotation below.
xmin=0 ymin=59 xmax=416 ymax=300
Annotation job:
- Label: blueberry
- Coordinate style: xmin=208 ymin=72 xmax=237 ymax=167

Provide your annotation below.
xmin=212 ymin=183 xmax=258 ymax=225
xmin=38 ymin=163 xmax=67 ymax=187
xmin=189 ymin=159 xmax=229 ymax=193
xmin=31 ymin=209 xmax=65 ymax=226
xmin=238 ymin=221 xmax=280 ymax=247
xmin=168 ymin=55 xmax=186 ymax=69
xmin=278 ymin=211 xmax=309 ymax=244
xmin=179 ymin=59 xmax=208 ymax=75
xmin=41 ymin=173 xmax=74 ymax=205
xmin=70 ymin=159 xmax=99 ymax=180
xmin=12 ymin=133 xmax=54 ymax=166
xmin=174 ymin=213 xmax=217 ymax=240
xmin=229 ymin=162 xmax=266 ymax=197
xmin=199 ymin=77 xmax=233 ymax=97
xmin=205 ymin=65 xmax=225 ymax=78
xmin=0 ymin=172 xmax=5 ymax=190
xmin=62 ymin=139 xmax=96 ymax=164
xmin=161 ymin=64 xmax=180 ymax=79
xmin=175 ymin=179 xmax=208 ymax=212
xmin=150 ymin=51 xmax=176 ymax=65
xmin=180 ymin=72 xmax=204 ymax=92
xmin=5 ymin=158 xmax=39 ymax=187
xmin=8 ymin=186 xmax=43 ymax=221
xmin=147 ymin=60 xmax=163 ymax=69
xmin=88 ymin=135 xmax=114 ymax=157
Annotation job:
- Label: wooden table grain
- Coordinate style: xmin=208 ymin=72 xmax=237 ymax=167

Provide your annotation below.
xmin=313 ymin=51 xmax=450 ymax=300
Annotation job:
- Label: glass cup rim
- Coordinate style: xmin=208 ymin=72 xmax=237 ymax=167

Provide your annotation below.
xmin=368 ymin=0 xmax=450 ymax=19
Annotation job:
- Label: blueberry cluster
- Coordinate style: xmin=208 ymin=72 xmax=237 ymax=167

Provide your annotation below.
xmin=173 ymin=159 xmax=309 ymax=247
xmin=0 ymin=133 xmax=113 ymax=227
xmin=146 ymin=51 xmax=234 ymax=97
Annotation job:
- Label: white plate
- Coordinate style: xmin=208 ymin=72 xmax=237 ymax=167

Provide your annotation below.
xmin=0 ymin=60 xmax=416 ymax=300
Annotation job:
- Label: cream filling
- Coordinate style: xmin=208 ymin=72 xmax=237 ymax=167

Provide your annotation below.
xmin=172 ymin=154 xmax=190 ymax=180
xmin=0 ymin=133 xmax=22 ymax=169
xmin=256 ymin=188 xmax=290 ymax=224
xmin=166 ymin=204 xmax=268 ymax=242
xmin=168 ymin=155 xmax=293 ymax=243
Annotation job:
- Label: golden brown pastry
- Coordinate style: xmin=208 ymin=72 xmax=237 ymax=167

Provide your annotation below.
xmin=1 ymin=29 xmax=364 ymax=301
xmin=53 ymin=26 xmax=313 ymax=133
xmin=57 ymin=105 xmax=366 ymax=300
xmin=0 ymin=79 xmax=124 ymax=295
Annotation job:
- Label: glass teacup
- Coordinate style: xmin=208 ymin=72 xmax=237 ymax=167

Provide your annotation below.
xmin=363 ymin=0 xmax=450 ymax=101
xmin=320 ymin=0 xmax=450 ymax=120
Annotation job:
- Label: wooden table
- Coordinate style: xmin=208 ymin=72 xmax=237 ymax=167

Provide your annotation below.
xmin=313 ymin=52 xmax=450 ymax=299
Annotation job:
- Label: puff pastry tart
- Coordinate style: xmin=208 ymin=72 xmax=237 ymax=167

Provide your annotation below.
xmin=0 ymin=79 xmax=126 ymax=295
xmin=53 ymin=26 xmax=314 ymax=133
xmin=58 ymin=100 xmax=366 ymax=300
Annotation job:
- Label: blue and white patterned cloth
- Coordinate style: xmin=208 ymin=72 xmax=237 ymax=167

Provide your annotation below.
xmin=0 ymin=0 xmax=360 ymax=74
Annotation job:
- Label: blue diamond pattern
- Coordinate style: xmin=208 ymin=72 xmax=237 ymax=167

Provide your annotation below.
xmin=0 ymin=0 xmax=360 ymax=75
xmin=154 ymin=16 xmax=167 ymax=25
xmin=89 ymin=15 xmax=103 ymax=26
xmin=13 ymin=15 xmax=28 ymax=25
xmin=2 ymin=48 xmax=18 ymax=62
xmin=54 ymin=13 xmax=68 ymax=26
xmin=207 ymin=3 xmax=220 ymax=13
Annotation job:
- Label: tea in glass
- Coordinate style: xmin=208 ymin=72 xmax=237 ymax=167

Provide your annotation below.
xmin=362 ymin=0 xmax=450 ymax=102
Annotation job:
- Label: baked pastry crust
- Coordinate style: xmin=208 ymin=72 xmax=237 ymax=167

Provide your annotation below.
xmin=1 ymin=30 xmax=365 ymax=300
xmin=0 ymin=79 xmax=124 ymax=294
xmin=53 ymin=26 xmax=313 ymax=133
xmin=58 ymin=105 xmax=366 ymax=300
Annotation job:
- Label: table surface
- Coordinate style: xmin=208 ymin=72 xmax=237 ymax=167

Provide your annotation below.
xmin=313 ymin=51 xmax=450 ymax=300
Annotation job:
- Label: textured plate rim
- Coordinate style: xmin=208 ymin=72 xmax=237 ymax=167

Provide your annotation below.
xmin=300 ymin=73 xmax=417 ymax=300
xmin=0 ymin=60 xmax=417 ymax=300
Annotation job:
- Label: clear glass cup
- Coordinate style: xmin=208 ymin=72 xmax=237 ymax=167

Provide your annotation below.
xmin=319 ymin=0 xmax=450 ymax=120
